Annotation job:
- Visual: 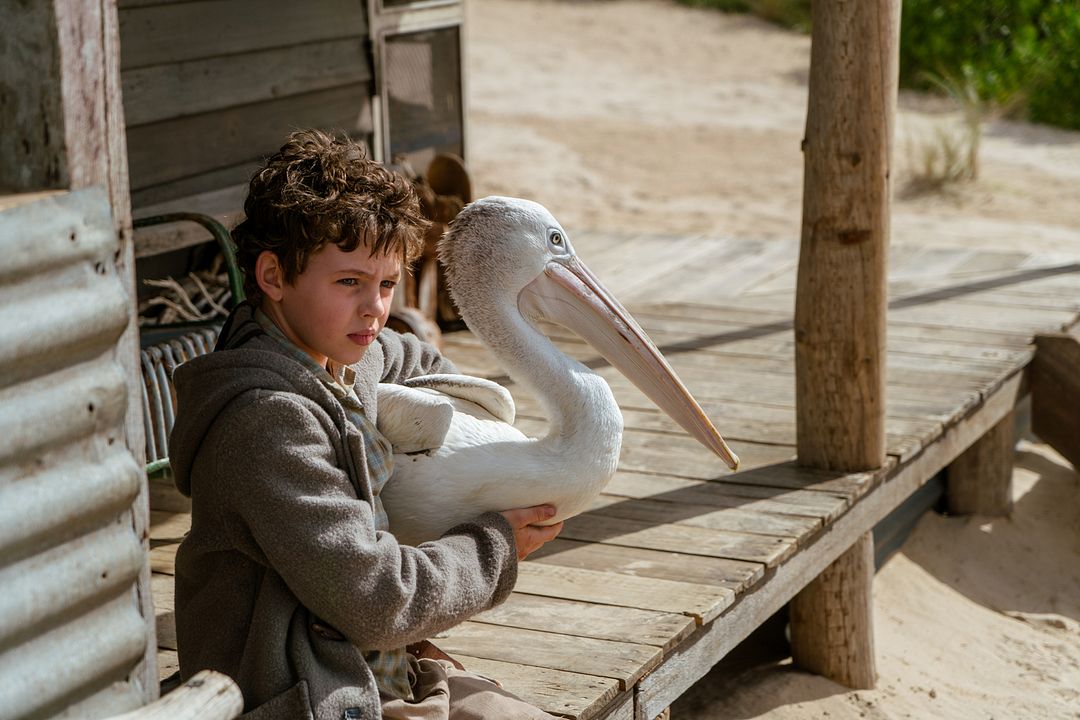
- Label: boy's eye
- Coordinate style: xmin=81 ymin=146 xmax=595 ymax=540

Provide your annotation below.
xmin=338 ymin=278 xmax=358 ymax=287
xmin=381 ymin=280 xmax=397 ymax=289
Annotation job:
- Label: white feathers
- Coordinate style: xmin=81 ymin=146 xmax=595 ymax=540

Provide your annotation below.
xmin=375 ymin=375 xmax=516 ymax=453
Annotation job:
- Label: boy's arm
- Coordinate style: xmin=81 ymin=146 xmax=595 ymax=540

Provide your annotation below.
xmin=376 ymin=328 xmax=458 ymax=382
xmin=209 ymin=392 xmax=515 ymax=651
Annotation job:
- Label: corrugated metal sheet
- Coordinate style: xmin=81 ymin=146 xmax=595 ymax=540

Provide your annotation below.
xmin=0 ymin=189 xmax=150 ymax=719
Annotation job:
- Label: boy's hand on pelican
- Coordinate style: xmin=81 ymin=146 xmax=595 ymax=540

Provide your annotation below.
xmin=500 ymin=505 xmax=563 ymax=560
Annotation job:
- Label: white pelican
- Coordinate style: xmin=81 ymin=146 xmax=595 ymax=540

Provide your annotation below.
xmin=377 ymin=197 xmax=739 ymax=545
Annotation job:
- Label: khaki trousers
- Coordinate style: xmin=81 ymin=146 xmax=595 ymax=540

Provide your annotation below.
xmin=380 ymin=657 xmax=555 ymax=720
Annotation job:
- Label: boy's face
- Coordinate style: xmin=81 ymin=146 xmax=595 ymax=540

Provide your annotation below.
xmin=258 ymin=242 xmax=401 ymax=369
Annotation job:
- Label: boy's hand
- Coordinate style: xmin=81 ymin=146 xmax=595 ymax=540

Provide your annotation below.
xmin=499 ymin=505 xmax=563 ymax=560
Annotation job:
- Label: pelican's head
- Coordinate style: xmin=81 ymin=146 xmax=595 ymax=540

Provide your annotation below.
xmin=440 ymin=196 xmax=571 ymax=306
xmin=440 ymin=196 xmax=740 ymax=471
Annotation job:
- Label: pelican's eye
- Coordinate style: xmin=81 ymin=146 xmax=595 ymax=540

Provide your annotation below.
xmin=550 ymin=232 xmax=563 ymax=247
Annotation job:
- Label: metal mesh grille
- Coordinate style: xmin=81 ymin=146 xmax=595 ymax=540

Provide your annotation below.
xmin=140 ymin=326 xmax=221 ymax=464
xmin=385 ymin=26 xmax=463 ymax=169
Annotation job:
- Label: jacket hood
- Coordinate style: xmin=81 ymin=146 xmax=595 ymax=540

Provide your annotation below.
xmin=169 ymin=303 xmax=342 ymax=496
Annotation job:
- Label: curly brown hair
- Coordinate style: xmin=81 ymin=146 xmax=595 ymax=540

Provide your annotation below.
xmin=232 ymin=129 xmax=428 ymax=301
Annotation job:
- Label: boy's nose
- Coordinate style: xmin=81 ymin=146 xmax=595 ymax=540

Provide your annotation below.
xmin=358 ymin=291 xmax=385 ymax=318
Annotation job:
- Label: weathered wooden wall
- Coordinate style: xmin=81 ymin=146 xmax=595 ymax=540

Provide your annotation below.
xmin=118 ymin=0 xmax=374 ymax=211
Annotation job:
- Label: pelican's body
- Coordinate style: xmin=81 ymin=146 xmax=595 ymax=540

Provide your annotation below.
xmin=378 ymin=197 xmax=738 ymax=545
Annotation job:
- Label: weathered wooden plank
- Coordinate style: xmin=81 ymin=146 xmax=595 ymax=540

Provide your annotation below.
xmin=529 ymin=402 xmax=938 ymax=462
xmin=451 ymin=654 xmax=621 ymax=720
xmin=436 ymin=622 xmax=660 ymax=690
xmin=595 ymin=691 xmax=634 ymax=720
xmin=889 ymin=246 xmax=976 ymax=280
xmin=473 ymin=593 xmax=695 ymax=652
xmin=149 ymin=543 xmax=178 ymax=576
xmin=118 ymin=0 xmax=367 ymax=70
xmin=157 ymin=649 xmax=179 ymax=682
xmin=625 ymin=303 xmax=1036 ymax=348
xmin=585 ymin=495 xmax=822 ymax=540
xmin=152 ymin=572 xmax=176 ymax=651
xmin=530 ymin=538 xmax=763 ymax=592
xmin=568 ymin=232 xmax=713 ymax=294
xmin=110 ymin=669 xmax=242 ymax=720
xmin=149 ymin=509 xmax=190 ymax=541
xmin=468 ymin=328 xmax=1018 ymax=393
xmin=130 ymin=161 xmax=260 ymax=211
xmin=614 ymin=430 xmax=797 ymax=478
xmin=647 ymin=292 xmax=1075 ymax=335
xmin=514 ymin=564 xmax=735 ymax=624
xmin=560 ymin=511 xmax=795 ymax=567
xmin=534 ymin=312 xmax=1032 ymax=366
xmin=148 ymin=475 xmax=190 ymax=514
xmin=126 ymin=83 xmax=370 ymax=190
xmin=447 ymin=347 xmax=1003 ymax=410
xmin=887 ymin=301 xmax=1077 ymax=335
xmin=712 ymin=462 xmax=883 ymax=500
xmin=513 ymin=391 xmax=943 ymax=447
xmin=123 ymin=39 xmax=370 ymax=126
xmin=888 ymin=282 xmax=1080 ymax=313
xmin=602 ymin=471 xmax=850 ymax=522
xmin=952 ymin=249 xmax=1033 ymax=277
xmin=150 ymin=572 xmax=174 ymax=612
xmin=133 ymin=183 xmax=247 ymax=258
xmin=626 ymin=239 xmax=799 ymax=303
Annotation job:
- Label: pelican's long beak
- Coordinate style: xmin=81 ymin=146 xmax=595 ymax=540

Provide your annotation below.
xmin=519 ymin=255 xmax=740 ymax=471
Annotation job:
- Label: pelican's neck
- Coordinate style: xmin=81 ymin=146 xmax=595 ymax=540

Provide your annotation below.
xmin=471 ymin=302 xmax=621 ymax=449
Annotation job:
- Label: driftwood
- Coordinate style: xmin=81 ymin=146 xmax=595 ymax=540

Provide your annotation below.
xmin=139 ymin=255 xmax=232 ymax=325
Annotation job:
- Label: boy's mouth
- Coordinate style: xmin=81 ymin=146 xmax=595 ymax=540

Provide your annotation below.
xmin=348 ymin=332 xmax=377 ymax=346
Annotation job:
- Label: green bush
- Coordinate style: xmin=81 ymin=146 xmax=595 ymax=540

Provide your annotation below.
xmin=680 ymin=0 xmax=1080 ymax=130
xmin=900 ymin=0 xmax=1080 ymax=129
xmin=1024 ymin=2 xmax=1080 ymax=128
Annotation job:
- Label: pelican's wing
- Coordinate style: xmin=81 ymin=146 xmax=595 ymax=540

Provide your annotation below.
xmin=402 ymin=373 xmax=516 ymax=424
xmin=375 ymin=383 xmax=455 ymax=453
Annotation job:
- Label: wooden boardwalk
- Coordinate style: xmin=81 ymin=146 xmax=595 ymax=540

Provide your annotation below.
xmin=149 ymin=234 xmax=1080 ymax=719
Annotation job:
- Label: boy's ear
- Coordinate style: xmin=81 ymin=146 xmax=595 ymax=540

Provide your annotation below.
xmin=255 ymin=250 xmax=286 ymax=302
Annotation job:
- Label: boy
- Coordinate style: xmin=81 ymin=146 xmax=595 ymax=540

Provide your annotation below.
xmin=169 ymin=129 xmax=562 ymax=719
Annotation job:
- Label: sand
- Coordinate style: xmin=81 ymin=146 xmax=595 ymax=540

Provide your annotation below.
xmin=464 ymin=1 xmax=1080 ymax=717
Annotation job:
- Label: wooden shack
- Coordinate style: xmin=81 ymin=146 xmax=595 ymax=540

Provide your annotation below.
xmin=120 ymin=0 xmax=468 ymax=281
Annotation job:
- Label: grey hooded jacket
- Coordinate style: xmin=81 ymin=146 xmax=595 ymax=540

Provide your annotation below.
xmin=169 ymin=303 xmax=518 ymax=720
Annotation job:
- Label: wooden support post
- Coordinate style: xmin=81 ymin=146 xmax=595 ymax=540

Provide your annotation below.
xmin=1031 ymin=331 xmax=1080 ymax=470
xmin=790 ymin=532 xmax=877 ymax=689
xmin=947 ymin=409 xmax=1015 ymax=516
xmin=790 ymin=0 xmax=900 ymax=690
xmin=794 ymin=0 xmax=900 ymax=473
